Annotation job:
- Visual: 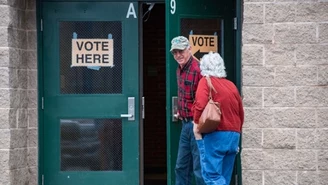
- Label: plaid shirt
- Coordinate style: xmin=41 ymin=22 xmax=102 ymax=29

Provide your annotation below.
xmin=177 ymin=56 xmax=202 ymax=118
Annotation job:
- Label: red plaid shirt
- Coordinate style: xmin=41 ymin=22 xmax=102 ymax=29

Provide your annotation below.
xmin=177 ymin=56 xmax=202 ymax=118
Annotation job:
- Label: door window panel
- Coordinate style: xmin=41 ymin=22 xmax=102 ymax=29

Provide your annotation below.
xmin=60 ymin=119 xmax=122 ymax=171
xmin=59 ymin=21 xmax=122 ymax=94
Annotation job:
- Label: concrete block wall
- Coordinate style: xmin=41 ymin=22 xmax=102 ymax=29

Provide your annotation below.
xmin=242 ymin=0 xmax=328 ymax=184
xmin=0 ymin=0 xmax=37 ymax=184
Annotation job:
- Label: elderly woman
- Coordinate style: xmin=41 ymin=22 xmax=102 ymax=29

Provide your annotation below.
xmin=191 ymin=52 xmax=244 ymax=185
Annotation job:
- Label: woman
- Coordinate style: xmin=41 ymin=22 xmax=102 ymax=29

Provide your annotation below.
xmin=192 ymin=52 xmax=244 ymax=185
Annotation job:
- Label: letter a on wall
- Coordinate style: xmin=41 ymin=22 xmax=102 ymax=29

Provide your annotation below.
xmin=126 ymin=3 xmax=137 ymax=18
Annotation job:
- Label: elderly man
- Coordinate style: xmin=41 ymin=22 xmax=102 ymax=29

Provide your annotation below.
xmin=170 ymin=36 xmax=205 ymax=185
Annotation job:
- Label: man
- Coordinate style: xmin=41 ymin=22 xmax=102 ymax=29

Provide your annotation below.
xmin=170 ymin=36 xmax=205 ymax=185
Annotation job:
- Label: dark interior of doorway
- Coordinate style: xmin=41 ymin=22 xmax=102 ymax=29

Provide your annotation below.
xmin=142 ymin=3 xmax=167 ymax=185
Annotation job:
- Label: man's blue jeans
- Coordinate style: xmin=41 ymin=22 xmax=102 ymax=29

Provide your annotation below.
xmin=196 ymin=131 xmax=240 ymax=185
xmin=175 ymin=120 xmax=205 ymax=185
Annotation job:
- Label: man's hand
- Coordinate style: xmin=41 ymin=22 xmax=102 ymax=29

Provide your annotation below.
xmin=174 ymin=112 xmax=180 ymax=120
xmin=193 ymin=121 xmax=202 ymax=140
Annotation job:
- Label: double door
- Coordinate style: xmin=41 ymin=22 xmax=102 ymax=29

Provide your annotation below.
xmin=41 ymin=0 xmax=240 ymax=184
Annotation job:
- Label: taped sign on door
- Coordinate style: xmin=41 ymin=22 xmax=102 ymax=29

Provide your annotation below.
xmin=189 ymin=35 xmax=218 ymax=56
xmin=71 ymin=38 xmax=114 ymax=67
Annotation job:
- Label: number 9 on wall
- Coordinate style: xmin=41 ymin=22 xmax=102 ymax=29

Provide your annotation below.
xmin=170 ymin=0 xmax=176 ymax=14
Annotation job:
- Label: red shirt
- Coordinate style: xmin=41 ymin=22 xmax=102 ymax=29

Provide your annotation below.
xmin=177 ymin=57 xmax=202 ymax=118
xmin=192 ymin=77 xmax=244 ymax=133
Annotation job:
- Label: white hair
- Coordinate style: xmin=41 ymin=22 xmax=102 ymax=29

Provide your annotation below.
xmin=200 ymin=51 xmax=227 ymax=78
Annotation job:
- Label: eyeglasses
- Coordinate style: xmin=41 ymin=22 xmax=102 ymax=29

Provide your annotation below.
xmin=171 ymin=49 xmax=186 ymax=55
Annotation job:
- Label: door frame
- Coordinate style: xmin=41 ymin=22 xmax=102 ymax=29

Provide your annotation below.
xmin=36 ymin=1 xmax=44 ymax=185
xmin=37 ymin=1 xmax=142 ymax=185
xmin=36 ymin=0 xmax=242 ymax=184
xmin=165 ymin=0 xmax=242 ymax=184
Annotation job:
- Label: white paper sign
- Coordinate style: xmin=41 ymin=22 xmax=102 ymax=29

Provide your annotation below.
xmin=71 ymin=39 xmax=114 ymax=67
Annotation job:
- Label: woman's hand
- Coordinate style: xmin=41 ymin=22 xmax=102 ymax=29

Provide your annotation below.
xmin=193 ymin=121 xmax=202 ymax=140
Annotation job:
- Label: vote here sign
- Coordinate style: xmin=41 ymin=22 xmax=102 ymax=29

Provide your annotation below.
xmin=189 ymin=35 xmax=218 ymax=56
xmin=71 ymin=39 xmax=113 ymax=67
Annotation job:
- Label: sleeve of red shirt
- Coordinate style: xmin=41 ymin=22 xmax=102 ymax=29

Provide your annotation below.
xmin=192 ymin=77 xmax=209 ymax=124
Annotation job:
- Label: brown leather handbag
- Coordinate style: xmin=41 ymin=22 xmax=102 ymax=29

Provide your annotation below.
xmin=197 ymin=77 xmax=221 ymax=133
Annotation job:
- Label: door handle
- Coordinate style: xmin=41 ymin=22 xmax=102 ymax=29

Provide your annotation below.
xmin=142 ymin=97 xmax=145 ymax=119
xmin=172 ymin=96 xmax=178 ymax=122
xmin=121 ymin=97 xmax=135 ymax=121
xmin=120 ymin=114 xmax=133 ymax=118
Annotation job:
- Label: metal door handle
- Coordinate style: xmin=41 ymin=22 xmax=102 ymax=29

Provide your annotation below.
xmin=121 ymin=97 xmax=135 ymax=121
xmin=120 ymin=114 xmax=133 ymax=118
xmin=172 ymin=96 xmax=178 ymax=122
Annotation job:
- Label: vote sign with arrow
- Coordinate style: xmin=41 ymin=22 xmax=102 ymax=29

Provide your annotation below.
xmin=189 ymin=35 xmax=218 ymax=60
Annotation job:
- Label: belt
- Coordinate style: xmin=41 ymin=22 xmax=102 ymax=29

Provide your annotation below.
xmin=181 ymin=117 xmax=193 ymax=122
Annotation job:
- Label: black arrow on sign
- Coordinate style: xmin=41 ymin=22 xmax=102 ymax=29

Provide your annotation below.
xmin=193 ymin=49 xmax=208 ymax=61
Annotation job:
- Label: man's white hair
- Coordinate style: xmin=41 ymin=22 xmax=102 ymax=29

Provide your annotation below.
xmin=200 ymin=51 xmax=227 ymax=78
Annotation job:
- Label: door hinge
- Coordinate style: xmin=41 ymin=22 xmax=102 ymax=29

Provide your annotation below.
xmin=42 ymin=174 xmax=44 ymax=185
xmin=233 ymin=17 xmax=237 ymax=30
xmin=40 ymin=19 xmax=43 ymax=31
xmin=41 ymin=97 xmax=44 ymax=110
xmin=142 ymin=97 xmax=145 ymax=119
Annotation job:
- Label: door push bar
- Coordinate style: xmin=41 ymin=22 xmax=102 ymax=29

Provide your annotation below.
xmin=120 ymin=97 xmax=135 ymax=121
xmin=172 ymin=96 xmax=178 ymax=122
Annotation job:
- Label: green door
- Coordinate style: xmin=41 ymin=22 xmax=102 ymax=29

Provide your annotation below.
xmin=42 ymin=2 xmax=139 ymax=185
xmin=165 ymin=0 xmax=241 ymax=184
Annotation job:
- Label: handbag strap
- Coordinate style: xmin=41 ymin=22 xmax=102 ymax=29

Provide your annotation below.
xmin=205 ymin=76 xmax=217 ymax=100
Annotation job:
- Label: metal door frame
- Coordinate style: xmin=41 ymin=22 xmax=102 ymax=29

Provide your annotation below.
xmin=36 ymin=0 xmax=242 ymax=184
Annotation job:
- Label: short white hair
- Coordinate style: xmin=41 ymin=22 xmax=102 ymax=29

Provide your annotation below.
xmin=200 ymin=51 xmax=227 ymax=78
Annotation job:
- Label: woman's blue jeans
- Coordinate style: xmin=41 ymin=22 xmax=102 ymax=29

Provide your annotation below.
xmin=196 ymin=131 xmax=240 ymax=185
xmin=175 ymin=120 xmax=205 ymax=185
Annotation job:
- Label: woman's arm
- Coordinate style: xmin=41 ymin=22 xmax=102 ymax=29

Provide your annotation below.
xmin=192 ymin=78 xmax=210 ymax=123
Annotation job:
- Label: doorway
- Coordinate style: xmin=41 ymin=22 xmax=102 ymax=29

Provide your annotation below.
xmin=141 ymin=3 xmax=167 ymax=185
xmin=39 ymin=0 xmax=241 ymax=184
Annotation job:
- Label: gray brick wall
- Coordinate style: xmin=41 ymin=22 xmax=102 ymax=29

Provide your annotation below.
xmin=242 ymin=0 xmax=328 ymax=184
xmin=0 ymin=0 xmax=37 ymax=184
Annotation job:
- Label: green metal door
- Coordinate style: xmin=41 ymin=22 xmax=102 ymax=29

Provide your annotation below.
xmin=42 ymin=2 xmax=139 ymax=185
xmin=165 ymin=0 xmax=241 ymax=184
